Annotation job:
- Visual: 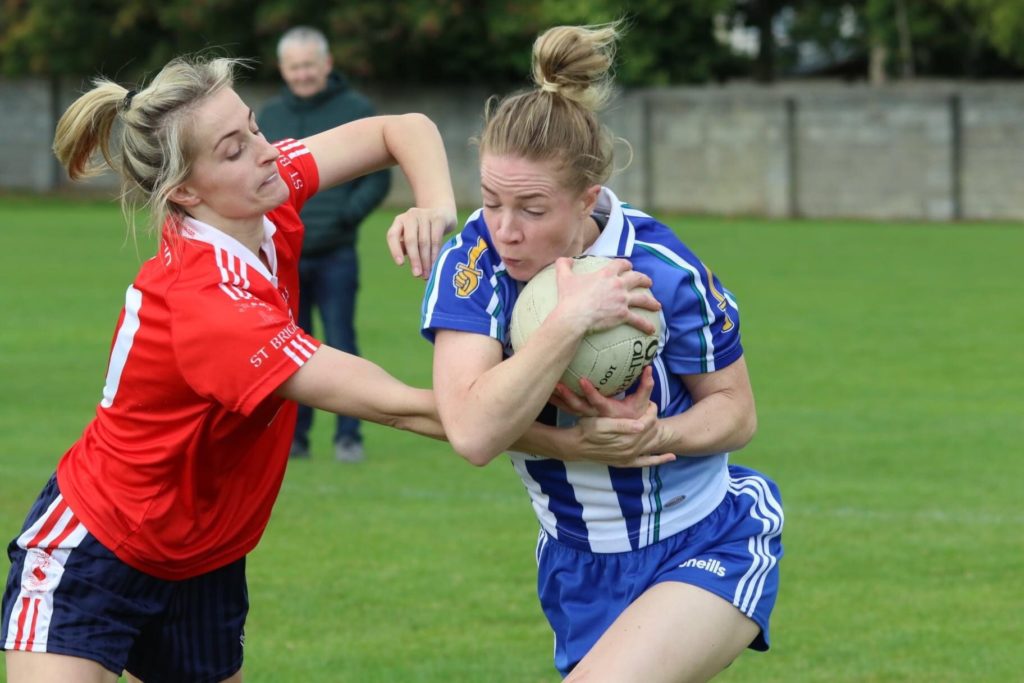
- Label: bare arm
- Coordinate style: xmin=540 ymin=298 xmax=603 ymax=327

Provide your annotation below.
xmin=275 ymin=345 xmax=444 ymax=440
xmin=662 ymin=356 xmax=757 ymax=456
xmin=433 ymin=328 xmax=579 ymax=465
xmin=303 ymin=114 xmax=457 ymax=277
xmin=555 ymin=356 xmax=757 ymax=458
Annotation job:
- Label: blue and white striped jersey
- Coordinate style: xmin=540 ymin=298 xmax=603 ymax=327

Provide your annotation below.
xmin=422 ymin=187 xmax=744 ymax=553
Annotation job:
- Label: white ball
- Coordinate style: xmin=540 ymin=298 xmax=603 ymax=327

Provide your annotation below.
xmin=510 ymin=255 xmax=662 ymax=396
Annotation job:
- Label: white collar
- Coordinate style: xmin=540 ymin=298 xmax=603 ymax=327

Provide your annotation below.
xmin=583 ymin=186 xmax=635 ymax=258
xmin=180 ymin=216 xmax=279 ymax=281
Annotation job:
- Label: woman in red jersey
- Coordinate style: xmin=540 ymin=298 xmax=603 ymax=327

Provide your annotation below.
xmin=1 ymin=54 xmax=456 ymax=683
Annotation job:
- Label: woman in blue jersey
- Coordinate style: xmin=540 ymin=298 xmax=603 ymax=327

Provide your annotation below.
xmin=421 ymin=22 xmax=784 ymax=682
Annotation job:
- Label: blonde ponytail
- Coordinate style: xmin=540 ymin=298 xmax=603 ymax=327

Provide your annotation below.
xmin=52 ymin=55 xmax=245 ymax=237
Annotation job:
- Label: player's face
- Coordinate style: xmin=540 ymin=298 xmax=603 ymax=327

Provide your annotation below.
xmin=278 ymin=42 xmax=332 ymax=99
xmin=175 ymin=88 xmax=288 ymax=228
xmin=480 ymin=154 xmax=600 ymax=281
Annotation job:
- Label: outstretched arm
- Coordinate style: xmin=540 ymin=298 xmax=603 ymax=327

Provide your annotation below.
xmin=275 ymin=345 xmax=444 ymax=441
xmin=303 ymin=113 xmax=457 ymax=277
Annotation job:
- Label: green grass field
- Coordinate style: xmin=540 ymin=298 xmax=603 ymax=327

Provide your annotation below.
xmin=1 ymin=196 xmax=1022 ymax=682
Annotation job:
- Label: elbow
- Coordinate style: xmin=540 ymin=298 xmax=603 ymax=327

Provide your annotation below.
xmin=399 ymin=112 xmax=439 ymax=137
xmin=732 ymin=408 xmax=758 ymax=451
xmin=447 ymin=430 xmax=503 ymax=467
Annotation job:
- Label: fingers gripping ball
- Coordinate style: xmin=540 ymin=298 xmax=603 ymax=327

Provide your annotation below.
xmin=510 ymin=255 xmax=662 ymax=396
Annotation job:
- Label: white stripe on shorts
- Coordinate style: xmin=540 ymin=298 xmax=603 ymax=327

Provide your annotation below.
xmin=728 ymin=474 xmax=784 ymax=617
xmin=5 ymin=494 xmax=87 ymax=652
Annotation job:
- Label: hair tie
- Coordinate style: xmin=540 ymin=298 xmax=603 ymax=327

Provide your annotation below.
xmin=122 ymin=89 xmax=137 ymax=112
xmin=540 ymin=79 xmax=560 ymax=94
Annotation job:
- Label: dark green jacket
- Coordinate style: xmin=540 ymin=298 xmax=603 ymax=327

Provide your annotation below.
xmin=257 ymin=72 xmax=391 ymax=255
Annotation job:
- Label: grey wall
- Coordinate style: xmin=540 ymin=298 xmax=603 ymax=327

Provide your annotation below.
xmin=3 ymin=78 xmax=1023 ymax=221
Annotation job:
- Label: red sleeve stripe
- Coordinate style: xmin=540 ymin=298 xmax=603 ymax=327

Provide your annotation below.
xmin=275 ymin=139 xmax=303 ymax=153
xmin=281 ymin=334 xmax=318 ymax=367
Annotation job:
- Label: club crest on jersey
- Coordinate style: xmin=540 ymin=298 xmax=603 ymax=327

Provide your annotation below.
xmin=704 ymin=265 xmax=735 ymax=332
xmin=453 ymin=237 xmax=488 ymax=298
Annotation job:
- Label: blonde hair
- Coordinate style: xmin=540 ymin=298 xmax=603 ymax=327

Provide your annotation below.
xmin=53 ymin=55 xmax=244 ymax=237
xmin=479 ymin=22 xmax=621 ymax=193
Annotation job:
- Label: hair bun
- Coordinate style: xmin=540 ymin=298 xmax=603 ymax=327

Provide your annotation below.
xmin=531 ymin=22 xmax=620 ymax=112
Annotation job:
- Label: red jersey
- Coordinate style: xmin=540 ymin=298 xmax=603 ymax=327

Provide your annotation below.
xmin=57 ymin=140 xmax=321 ymax=580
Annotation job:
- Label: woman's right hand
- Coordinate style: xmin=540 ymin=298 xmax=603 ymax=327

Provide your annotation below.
xmin=551 ymin=257 xmax=660 ymax=336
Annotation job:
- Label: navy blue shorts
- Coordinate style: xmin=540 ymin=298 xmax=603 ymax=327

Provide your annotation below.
xmin=536 ymin=465 xmax=784 ymax=676
xmin=1 ymin=474 xmax=248 ymax=682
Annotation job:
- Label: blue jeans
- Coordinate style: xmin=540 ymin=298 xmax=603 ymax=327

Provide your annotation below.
xmin=294 ymin=245 xmax=361 ymax=448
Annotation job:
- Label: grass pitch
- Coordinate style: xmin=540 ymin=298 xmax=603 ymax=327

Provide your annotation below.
xmin=1 ymin=196 xmax=1021 ymax=682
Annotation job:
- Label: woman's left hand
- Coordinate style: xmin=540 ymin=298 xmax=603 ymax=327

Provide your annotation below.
xmin=572 ymin=402 xmax=674 ymax=467
xmin=387 ymin=207 xmax=457 ymax=279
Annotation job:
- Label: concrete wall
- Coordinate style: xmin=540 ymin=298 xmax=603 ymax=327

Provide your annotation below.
xmin=3 ymin=78 xmax=1023 ymax=221
xmin=0 ymin=79 xmax=59 ymax=192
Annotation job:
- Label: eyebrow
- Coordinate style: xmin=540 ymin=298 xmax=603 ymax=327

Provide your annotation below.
xmin=213 ymin=109 xmax=255 ymax=151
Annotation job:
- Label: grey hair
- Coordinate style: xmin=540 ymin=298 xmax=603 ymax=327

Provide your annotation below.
xmin=276 ymin=26 xmax=330 ymax=61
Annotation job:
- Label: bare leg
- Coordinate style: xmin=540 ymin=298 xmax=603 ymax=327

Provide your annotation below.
xmin=565 ymin=582 xmax=760 ymax=683
xmin=6 ymin=651 xmax=119 ymax=683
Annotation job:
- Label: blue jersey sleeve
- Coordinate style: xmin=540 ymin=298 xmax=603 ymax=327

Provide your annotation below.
xmin=633 ymin=234 xmax=743 ymax=377
xmin=421 ymin=216 xmax=513 ymax=345
xmin=663 ymin=260 xmax=742 ymax=374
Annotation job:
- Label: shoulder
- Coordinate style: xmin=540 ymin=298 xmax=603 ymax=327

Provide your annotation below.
xmin=272 ymin=139 xmax=320 ymax=206
xmin=439 ymin=211 xmax=497 ymax=264
xmin=627 ymin=214 xmax=696 ymax=273
xmin=428 ymin=212 xmax=505 ymax=298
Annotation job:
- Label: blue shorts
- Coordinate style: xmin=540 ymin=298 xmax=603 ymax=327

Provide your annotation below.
xmin=1 ymin=474 xmax=248 ymax=682
xmin=536 ymin=465 xmax=783 ymax=676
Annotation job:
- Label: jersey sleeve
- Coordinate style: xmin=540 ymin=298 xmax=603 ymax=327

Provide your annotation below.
xmin=272 ymin=139 xmax=320 ymax=214
xmin=170 ymin=285 xmax=321 ymax=415
xmin=659 ymin=259 xmax=743 ymax=376
xmin=420 ymin=220 xmax=508 ymax=344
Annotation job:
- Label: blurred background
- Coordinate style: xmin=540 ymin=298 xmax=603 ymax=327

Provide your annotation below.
xmin=3 ymin=0 xmax=1024 ymax=220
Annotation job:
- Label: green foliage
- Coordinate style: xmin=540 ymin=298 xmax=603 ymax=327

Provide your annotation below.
xmin=0 ymin=0 xmax=267 ymax=80
xmin=3 ymin=0 xmax=1023 ymax=84
xmin=939 ymin=0 xmax=1024 ymax=66
xmin=0 ymin=0 xmax=738 ymax=85
xmin=862 ymin=0 xmax=1024 ymax=77
xmin=539 ymin=0 xmax=746 ymax=85
xmin=1 ymin=197 xmax=1023 ymax=681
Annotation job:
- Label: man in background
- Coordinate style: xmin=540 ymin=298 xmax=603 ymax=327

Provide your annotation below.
xmin=259 ymin=26 xmax=391 ymax=462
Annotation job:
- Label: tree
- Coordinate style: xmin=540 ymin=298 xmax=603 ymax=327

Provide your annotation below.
xmin=2 ymin=0 xmax=1021 ymax=84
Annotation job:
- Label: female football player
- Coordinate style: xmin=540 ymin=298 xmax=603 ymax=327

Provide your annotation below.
xmin=421 ymin=22 xmax=784 ymax=682
xmin=0 ymin=53 xmax=459 ymax=683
